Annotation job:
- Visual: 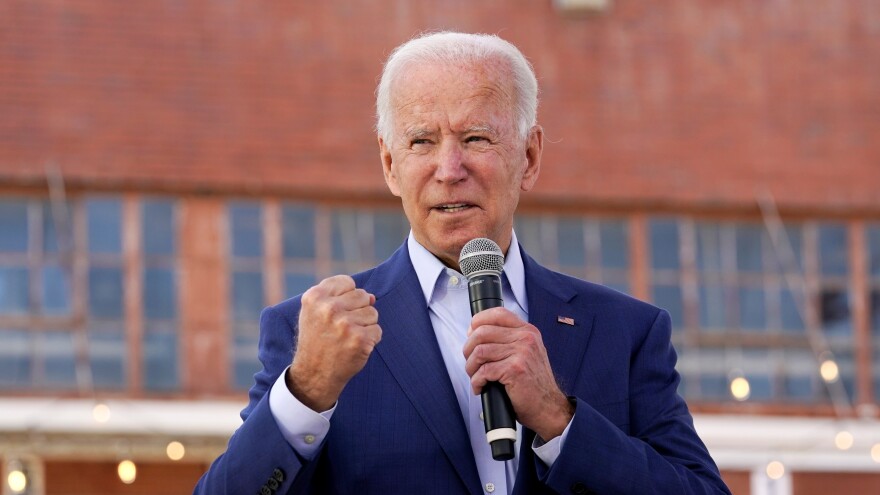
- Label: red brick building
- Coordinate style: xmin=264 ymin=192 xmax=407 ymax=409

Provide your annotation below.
xmin=1 ymin=1 xmax=879 ymax=494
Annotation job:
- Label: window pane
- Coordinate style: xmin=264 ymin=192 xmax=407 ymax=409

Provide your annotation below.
xmin=699 ymin=283 xmax=726 ymax=330
xmin=745 ymin=374 xmax=773 ymax=401
xmin=332 ymin=209 xmax=364 ymax=263
xmin=696 ymin=223 xmax=723 ymax=272
xmin=0 ymin=329 xmax=31 ymax=388
xmin=89 ymin=267 xmax=123 ymax=318
xmin=143 ymin=325 xmax=178 ymax=391
xmin=40 ymin=331 xmax=76 ymax=389
xmin=230 ymin=203 xmax=263 ymax=258
xmin=871 ymin=289 xmax=880 ymax=333
xmin=232 ymin=271 xmax=264 ymax=322
xmin=282 ymin=204 xmax=316 ymax=259
xmin=820 ymin=288 xmax=852 ymax=334
xmin=144 ymin=268 xmax=176 ymax=319
xmin=0 ymin=200 xmax=28 ymax=252
xmin=739 ymin=287 xmax=766 ymax=331
xmin=652 ymin=284 xmax=684 ymax=330
xmin=868 ymin=225 xmax=880 ymax=277
xmin=557 ymin=218 xmax=584 ymax=267
xmin=515 ymin=216 xmax=544 ymax=262
xmin=374 ymin=210 xmax=408 ymax=260
xmin=285 ymin=272 xmax=316 ymax=299
xmin=42 ymin=265 xmax=71 ymax=315
xmin=42 ymin=201 xmax=61 ymax=253
xmin=783 ymin=349 xmax=817 ymax=402
xmin=781 ymin=288 xmax=805 ymax=332
xmin=649 ymin=219 xmax=679 ymax=270
xmin=233 ymin=334 xmax=260 ymax=389
xmin=736 ymin=225 xmax=764 ymax=272
xmin=143 ymin=199 xmax=175 ymax=255
xmin=89 ymin=327 xmax=126 ymax=389
xmin=818 ymin=224 xmax=848 ymax=276
xmin=600 ymin=220 xmax=628 ymax=269
xmin=87 ymin=198 xmax=122 ymax=254
xmin=0 ymin=267 xmax=29 ymax=314
xmin=698 ymin=374 xmax=727 ymax=400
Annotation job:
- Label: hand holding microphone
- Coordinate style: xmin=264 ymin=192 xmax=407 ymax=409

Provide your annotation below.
xmin=461 ymin=239 xmax=575 ymax=460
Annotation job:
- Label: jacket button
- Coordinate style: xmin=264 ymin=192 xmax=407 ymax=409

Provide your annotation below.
xmin=272 ymin=468 xmax=285 ymax=482
xmin=570 ymin=482 xmax=589 ymax=494
xmin=267 ymin=478 xmax=279 ymax=490
xmin=260 ymin=485 xmax=272 ymax=495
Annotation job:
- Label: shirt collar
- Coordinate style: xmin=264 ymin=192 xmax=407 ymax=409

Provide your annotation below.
xmin=407 ymin=231 xmax=528 ymax=312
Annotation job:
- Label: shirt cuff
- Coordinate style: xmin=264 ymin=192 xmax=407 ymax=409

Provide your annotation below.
xmin=531 ymin=414 xmax=574 ymax=467
xmin=268 ymin=367 xmax=335 ymax=460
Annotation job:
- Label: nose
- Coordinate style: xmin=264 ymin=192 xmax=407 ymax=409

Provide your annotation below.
xmin=434 ymin=140 xmax=468 ymax=184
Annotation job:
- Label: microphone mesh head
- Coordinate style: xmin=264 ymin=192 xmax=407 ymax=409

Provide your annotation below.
xmin=459 ymin=238 xmax=504 ymax=277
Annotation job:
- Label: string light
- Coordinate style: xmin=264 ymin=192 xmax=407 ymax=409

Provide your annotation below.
xmin=766 ymin=460 xmax=785 ymax=480
xmin=819 ymin=355 xmax=839 ymax=383
xmin=834 ymin=430 xmax=854 ymax=451
xmin=730 ymin=376 xmax=751 ymax=401
xmin=6 ymin=461 xmax=27 ymax=494
xmin=117 ymin=459 xmax=137 ymax=484
xmin=93 ymin=402 xmax=111 ymax=423
xmin=871 ymin=444 xmax=880 ymax=463
xmin=166 ymin=441 xmax=186 ymax=461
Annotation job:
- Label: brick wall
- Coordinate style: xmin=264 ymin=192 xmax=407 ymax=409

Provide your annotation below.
xmin=1 ymin=0 xmax=878 ymax=213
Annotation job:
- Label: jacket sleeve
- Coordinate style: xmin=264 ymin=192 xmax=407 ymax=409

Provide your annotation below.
xmin=194 ymin=301 xmax=324 ymax=495
xmin=535 ymin=310 xmax=731 ymax=495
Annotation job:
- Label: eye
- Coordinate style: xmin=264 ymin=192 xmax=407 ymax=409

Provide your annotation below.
xmin=465 ymin=135 xmax=489 ymax=144
xmin=410 ymin=138 xmax=432 ymax=147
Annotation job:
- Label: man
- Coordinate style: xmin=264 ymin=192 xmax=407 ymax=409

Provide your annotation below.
xmin=195 ymin=32 xmax=730 ymax=494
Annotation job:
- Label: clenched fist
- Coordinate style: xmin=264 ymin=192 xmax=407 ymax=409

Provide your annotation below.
xmin=286 ymin=275 xmax=381 ymax=412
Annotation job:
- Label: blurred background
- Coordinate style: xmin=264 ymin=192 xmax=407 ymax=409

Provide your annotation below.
xmin=1 ymin=1 xmax=878 ymax=494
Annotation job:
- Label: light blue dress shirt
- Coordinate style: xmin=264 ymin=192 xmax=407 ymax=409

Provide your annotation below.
xmin=268 ymin=231 xmax=570 ymax=494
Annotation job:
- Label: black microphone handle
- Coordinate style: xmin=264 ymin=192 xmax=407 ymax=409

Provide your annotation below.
xmin=467 ymin=273 xmax=517 ymax=461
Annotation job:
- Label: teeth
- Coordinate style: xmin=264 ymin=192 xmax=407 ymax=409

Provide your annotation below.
xmin=439 ymin=204 xmax=469 ymax=212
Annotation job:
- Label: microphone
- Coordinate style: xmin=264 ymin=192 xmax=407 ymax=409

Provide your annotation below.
xmin=459 ymin=238 xmax=516 ymax=461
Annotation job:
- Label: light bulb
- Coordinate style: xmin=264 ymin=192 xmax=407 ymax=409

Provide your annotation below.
xmin=7 ymin=468 xmax=27 ymax=493
xmin=766 ymin=460 xmax=785 ymax=480
xmin=93 ymin=403 xmax=111 ymax=423
xmin=118 ymin=459 xmax=136 ymax=484
xmin=730 ymin=376 xmax=751 ymax=401
xmin=820 ymin=359 xmax=839 ymax=383
xmin=871 ymin=443 xmax=880 ymax=463
xmin=166 ymin=441 xmax=185 ymax=461
xmin=834 ymin=431 xmax=854 ymax=450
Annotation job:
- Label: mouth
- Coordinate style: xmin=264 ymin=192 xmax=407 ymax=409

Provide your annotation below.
xmin=433 ymin=203 xmax=475 ymax=213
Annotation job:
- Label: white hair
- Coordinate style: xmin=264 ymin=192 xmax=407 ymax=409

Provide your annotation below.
xmin=375 ymin=31 xmax=539 ymax=145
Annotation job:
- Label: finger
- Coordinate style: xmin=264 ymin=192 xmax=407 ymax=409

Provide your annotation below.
xmin=335 ymin=288 xmax=375 ymax=310
xmin=469 ymin=361 xmax=502 ymax=395
xmin=464 ymin=342 xmax=514 ymax=376
xmin=319 ymin=274 xmax=357 ymax=295
xmin=346 ymin=305 xmax=379 ymax=326
xmin=463 ymin=324 xmax=520 ymax=356
xmin=468 ymin=307 xmax=524 ymax=335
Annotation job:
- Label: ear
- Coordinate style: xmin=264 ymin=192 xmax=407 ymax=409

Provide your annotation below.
xmin=520 ymin=125 xmax=543 ymax=192
xmin=379 ymin=135 xmax=401 ymax=197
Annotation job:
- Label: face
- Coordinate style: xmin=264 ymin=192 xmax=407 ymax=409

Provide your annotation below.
xmin=379 ymin=60 xmax=543 ymax=269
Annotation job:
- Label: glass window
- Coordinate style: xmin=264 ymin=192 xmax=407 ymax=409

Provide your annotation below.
xmin=0 ymin=329 xmax=31 ymax=388
xmin=0 ymin=267 xmax=29 ymax=314
xmin=869 ymin=225 xmax=880 ymax=277
xmin=696 ymin=223 xmax=723 ymax=272
xmin=698 ymin=283 xmax=727 ymax=330
xmin=736 ymin=224 xmax=764 ymax=272
xmin=599 ymin=220 xmax=628 ymax=269
xmin=649 ymin=219 xmax=679 ymax=270
xmin=232 ymin=271 xmax=264 ymax=322
xmin=285 ymin=272 xmax=316 ymax=299
xmin=88 ymin=267 xmax=123 ymax=318
xmin=331 ymin=209 xmax=367 ymax=263
xmin=143 ymin=323 xmax=178 ymax=391
xmin=818 ymin=223 xmax=849 ymax=276
xmin=87 ymin=198 xmax=122 ymax=254
xmin=557 ymin=217 xmax=585 ymax=267
xmin=653 ymin=285 xmax=684 ymax=330
xmin=144 ymin=268 xmax=176 ymax=320
xmin=374 ymin=210 xmax=408 ymax=260
xmin=514 ymin=216 xmax=545 ymax=262
xmin=88 ymin=326 xmax=126 ymax=389
xmin=780 ymin=288 xmax=805 ymax=332
xmin=0 ymin=199 xmax=29 ymax=252
xmin=739 ymin=287 xmax=766 ymax=331
xmin=871 ymin=289 xmax=880 ymax=333
xmin=143 ymin=199 xmax=175 ymax=255
xmin=820 ymin=288 xmax=852 ymax=335
xmin=40 ymin=331 xmax=77 ymax=389
xmin=42 ymin=265 xmax=71 ymax=315
xmin=230 ymin=203 xmax=263 ymax=258
xmin=282 ymin=204 xmax=316 ymax=259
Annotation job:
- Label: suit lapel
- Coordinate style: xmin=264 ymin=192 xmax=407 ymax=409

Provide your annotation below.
xmin=366 ymin=247 xmax=482 ymax=493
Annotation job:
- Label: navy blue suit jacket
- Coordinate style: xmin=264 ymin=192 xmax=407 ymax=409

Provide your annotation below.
xmin=195 ymin=244 xmax=730 ymax=494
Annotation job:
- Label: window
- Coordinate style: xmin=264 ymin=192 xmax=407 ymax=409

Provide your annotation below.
xmin=283 ymin=204 xmax=317 ymax=299
xmin=515 ymin=214 xmax=631 ymax=294
xmin=229 ymin=202 xmax=264 ymax=389
xmin=142 ymin=198 xmax=179 ymax=391
xmin=867 ymin=225 xmax=880 ymax=402
xmin=331 ymin=207 xmax=409 ymax=274
xmin=86 ymin=198 xmax=126 ymax=389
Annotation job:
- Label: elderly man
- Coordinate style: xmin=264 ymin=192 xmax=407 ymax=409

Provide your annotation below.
xmin=195 ymin=32 xmax=730 ymax=495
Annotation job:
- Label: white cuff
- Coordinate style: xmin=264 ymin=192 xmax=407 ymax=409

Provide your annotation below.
xmin=268 ymin=367 xmax=335 ymax=460
xmin=531 ymin=415 xmax=573 ymax=467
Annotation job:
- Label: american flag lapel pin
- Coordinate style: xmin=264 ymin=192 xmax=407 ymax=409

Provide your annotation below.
xmin=557 ymin=316 xmax=575 ymax=326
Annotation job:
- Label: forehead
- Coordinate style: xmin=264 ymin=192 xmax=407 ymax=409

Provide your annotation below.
xmin=389 ymin=60 xmax=516 ymax=130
